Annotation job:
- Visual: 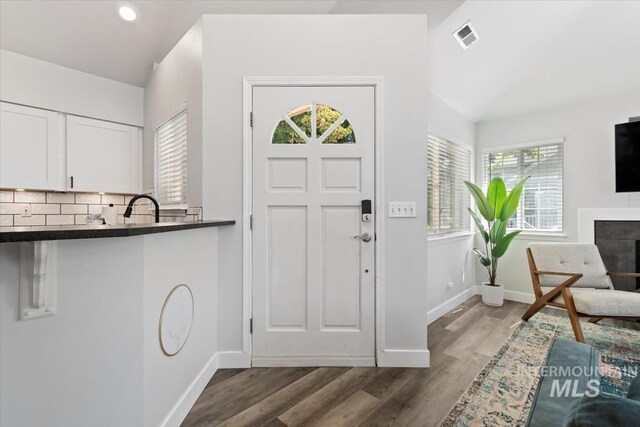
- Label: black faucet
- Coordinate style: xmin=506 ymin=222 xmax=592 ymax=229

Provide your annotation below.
xmin=123 ymin=194 xmax=160 ymax=223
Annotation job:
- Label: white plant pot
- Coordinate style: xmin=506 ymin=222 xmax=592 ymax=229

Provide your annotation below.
xmin=482 ymin=282 xmax=504 ymax=307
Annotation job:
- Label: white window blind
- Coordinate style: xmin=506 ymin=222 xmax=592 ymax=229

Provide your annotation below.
xmin=482 ymin=141 xmax=563 ymax=232
xmin=427 ymin=134 xmax=471 ymax=235
xmin=155 ymin=109 xmax=187 ymax=207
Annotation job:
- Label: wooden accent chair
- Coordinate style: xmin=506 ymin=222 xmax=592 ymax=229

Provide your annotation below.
xmin=523 ymin=243 xmax=640 ymax=342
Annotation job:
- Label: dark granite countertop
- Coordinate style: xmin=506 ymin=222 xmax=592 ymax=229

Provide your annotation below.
xmin=0 ymin=220 xmax=235 ymax=243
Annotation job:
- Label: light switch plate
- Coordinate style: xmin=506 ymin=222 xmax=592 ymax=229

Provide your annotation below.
xmin=388 ymin=201 xmax=417 ymax=218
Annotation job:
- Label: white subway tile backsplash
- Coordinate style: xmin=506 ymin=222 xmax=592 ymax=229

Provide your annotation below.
xmin=88 ymin=205 xmax=103 ymax=214
xmin=14 ymin=215 xmax=46 ymax=226
xmin=0 ymin=203 xmax=23 ymax=214
xmin=132 ymin=205 xmax=150 ymax=215
xmin=0 ymin=190 xmax=197 ymax=227
xmin=46 ymin=215 xmax=75 ymax=225
xmin=75 ymin=193 xmax=101 ymax=204
xmin=0 ymin=191 xmax=13 ymax=203
xmin=46 ymin=192 xmax=75 ymax=204
xmin=61 ymin=204 xmax=88 ymax=215
xmin=14 ymin=191 xmax=46 ymax=203
xmin=0 ymin=215 xmax=13 ymax=226
xmin=102 ymin=194 xmax=124 ymax=205
xmin=31 ymin=203 xmax=61 ymax=214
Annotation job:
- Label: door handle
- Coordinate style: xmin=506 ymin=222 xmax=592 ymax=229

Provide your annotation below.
xmin=354 ymin=232 xmax=372 ymax=243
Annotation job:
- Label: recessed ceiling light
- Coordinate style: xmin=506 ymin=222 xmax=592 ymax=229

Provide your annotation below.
xmin=117 ymin=4 xmax=139 ymax=23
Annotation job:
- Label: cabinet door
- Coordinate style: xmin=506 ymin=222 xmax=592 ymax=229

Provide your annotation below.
xmin=66 ymin=115 xmax=141 ymax=193
xmin=0 ymin=102 xmax=60 ymax=190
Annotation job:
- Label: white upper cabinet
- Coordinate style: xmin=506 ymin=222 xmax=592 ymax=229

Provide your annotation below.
xmin=66 ymin=115 xmax=141 ymax=194
xmin=0 ymin=102 xmax=61 ymax=190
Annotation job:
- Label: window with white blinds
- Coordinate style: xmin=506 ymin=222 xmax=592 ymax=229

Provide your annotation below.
xmin=482 ymin=141 xmax=563 ymax=232
xmin=155 ymin=108 xmax=187 ymax=207
xmin=427 ymin=134 xmax=471 ymax=235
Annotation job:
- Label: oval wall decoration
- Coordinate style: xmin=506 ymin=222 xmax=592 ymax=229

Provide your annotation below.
xmin=159 ymin=284 xmax=194 ymax=356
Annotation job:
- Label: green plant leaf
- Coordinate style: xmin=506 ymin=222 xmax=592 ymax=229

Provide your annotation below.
xmin=468 ymin=208 xmax=489 ymax=243
xmin=473 ymin=248 xmax=492 ymax=266
xmin=489 ymin=219 xmax=507 ymax=243
xmin=499 ymin=176 xmax=530 ymax=222
xmin=464 ymin=181 xmax=494 ymax=222
xmin=491 ymin=231 xmax=521 ymax=258
xmin=486 ymin=177 xmax=506 ymax=221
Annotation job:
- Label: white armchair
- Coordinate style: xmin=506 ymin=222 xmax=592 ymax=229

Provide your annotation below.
xmin=522 ymin=243 xmax=640 ymax=342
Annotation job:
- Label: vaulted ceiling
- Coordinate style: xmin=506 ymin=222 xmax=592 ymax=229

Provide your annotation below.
xmin=3 ymin=1 xmax=636 ymax=123
xmin=0 ymin=0 xmax=462 ymax=87
xmin=428 ymin=0 xmax=640 ymax=122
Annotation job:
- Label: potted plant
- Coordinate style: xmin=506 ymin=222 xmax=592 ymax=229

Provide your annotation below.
xmin=464 ymin=176 xmax=529 ymax=306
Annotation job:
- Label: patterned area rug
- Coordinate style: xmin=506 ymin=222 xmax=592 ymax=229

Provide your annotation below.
xmin=440 ymin=312 xmax=640 ymax=426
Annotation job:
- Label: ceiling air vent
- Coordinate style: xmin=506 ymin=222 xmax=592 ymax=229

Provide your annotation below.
xmin=453 ymin=21 xmax=479 ymax=50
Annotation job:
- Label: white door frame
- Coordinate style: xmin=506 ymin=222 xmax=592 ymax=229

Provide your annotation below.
xmin=242 ymin=76 xmax=385 ymax=365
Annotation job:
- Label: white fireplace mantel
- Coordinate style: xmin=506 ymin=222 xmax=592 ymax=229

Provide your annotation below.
xmin=578 ymin=208 xmax=640 ymax=243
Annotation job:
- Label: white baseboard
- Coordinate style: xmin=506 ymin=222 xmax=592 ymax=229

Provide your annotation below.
xmin=252 ymin=355 xmax=375 ymax=367
xmin=473 ymin=285 xmax=534 ymax=304
xmin=217 ymin=350 xmax=252 ymax=368
xmin=504 ymin=290 xmax=535 ymax=303
xmin=377 ymin=349 xmax=430 ymax=368
xmin=427 ymin=287 xmax=477 ymax=325
xmin=160 ymin=352 xmax=219 ymax=427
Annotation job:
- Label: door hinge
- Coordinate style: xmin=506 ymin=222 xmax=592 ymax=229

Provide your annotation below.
xmin=250 ymin=318 xmax=253 ymax=334
xmin=249 ymin=214 xmax=254 ymax=230
xmin=250 ymin=111 xmax=253 ymax=128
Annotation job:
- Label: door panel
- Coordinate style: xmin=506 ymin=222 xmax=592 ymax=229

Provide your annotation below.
xmin=322 ymin=205 xmax=361 ymax=329
xmin=268 ymin=205 xmax=308 ymax=329
xmin=322 ymin=158 xmax=361 ymax=192
xmin=252 ymin=86 xmax=375 ymax=366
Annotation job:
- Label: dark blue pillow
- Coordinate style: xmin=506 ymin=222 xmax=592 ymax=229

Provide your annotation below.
xmin=564 ymin=393 xmax=640 ymax=427
xmin=627 ymin=376 xmax=640 ymax=402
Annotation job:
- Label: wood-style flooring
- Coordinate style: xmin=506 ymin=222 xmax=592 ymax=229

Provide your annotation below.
xmin=182 ymin=297 xmax=639 ymax=426
xmin=182 ymin=296 xmax=528 ymax=427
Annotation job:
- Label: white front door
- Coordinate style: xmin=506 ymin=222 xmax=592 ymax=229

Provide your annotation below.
xmin=252 ymin=86 xmax=375 ymax=367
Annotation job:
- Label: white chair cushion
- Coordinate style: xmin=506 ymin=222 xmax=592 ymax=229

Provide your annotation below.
xmin=541 ymin=287 xmax=640 ymax=317
xmin=529 ymin=243 xmax=612 ymax=289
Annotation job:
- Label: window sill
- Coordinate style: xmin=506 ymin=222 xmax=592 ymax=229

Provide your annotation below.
xmin=514 ymin=231 xmax=567 ymax=241
xmin=427 ymin=231 xmax=474 ymax=245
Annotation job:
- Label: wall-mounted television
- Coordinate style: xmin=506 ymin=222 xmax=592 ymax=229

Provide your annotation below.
xmin=615 ymin=120 xmax=640 ymax=193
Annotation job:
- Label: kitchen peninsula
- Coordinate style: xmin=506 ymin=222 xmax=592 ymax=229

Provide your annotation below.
xmin=0 ymin=220 xmax=234 ymax=427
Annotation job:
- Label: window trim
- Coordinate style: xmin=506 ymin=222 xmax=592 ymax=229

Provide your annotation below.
xmin=154 ymin=102 xmax=188 ymax=209
xmin=427 ymin=129 xmax=474 ymax=239
xmin=481 ymin=137 xmax=565 ymax=234
xmin=480 ymin=137 xmax=564 ymax=154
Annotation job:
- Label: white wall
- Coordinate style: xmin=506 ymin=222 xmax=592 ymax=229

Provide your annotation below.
xmin=0 ymin=49 xmax=143 ymax=126
xmin=201 ymin=15 xmax=430 ymax=365
xmin=0 ymin=239 xmax=145 ymax=427
xmin=143 ymin=20 xmax=203 ymax=206
xmin=426 ymin=91 xmax=476 ymax=322
xmin=143 ymin=228 xmax=218 ymax=427
xmin=475 ymin=91 xmax=640 ymax=298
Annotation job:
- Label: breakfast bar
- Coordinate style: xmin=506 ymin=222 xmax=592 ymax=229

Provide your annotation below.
xmin=0 ymin=220 xmax=234 ymax=426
